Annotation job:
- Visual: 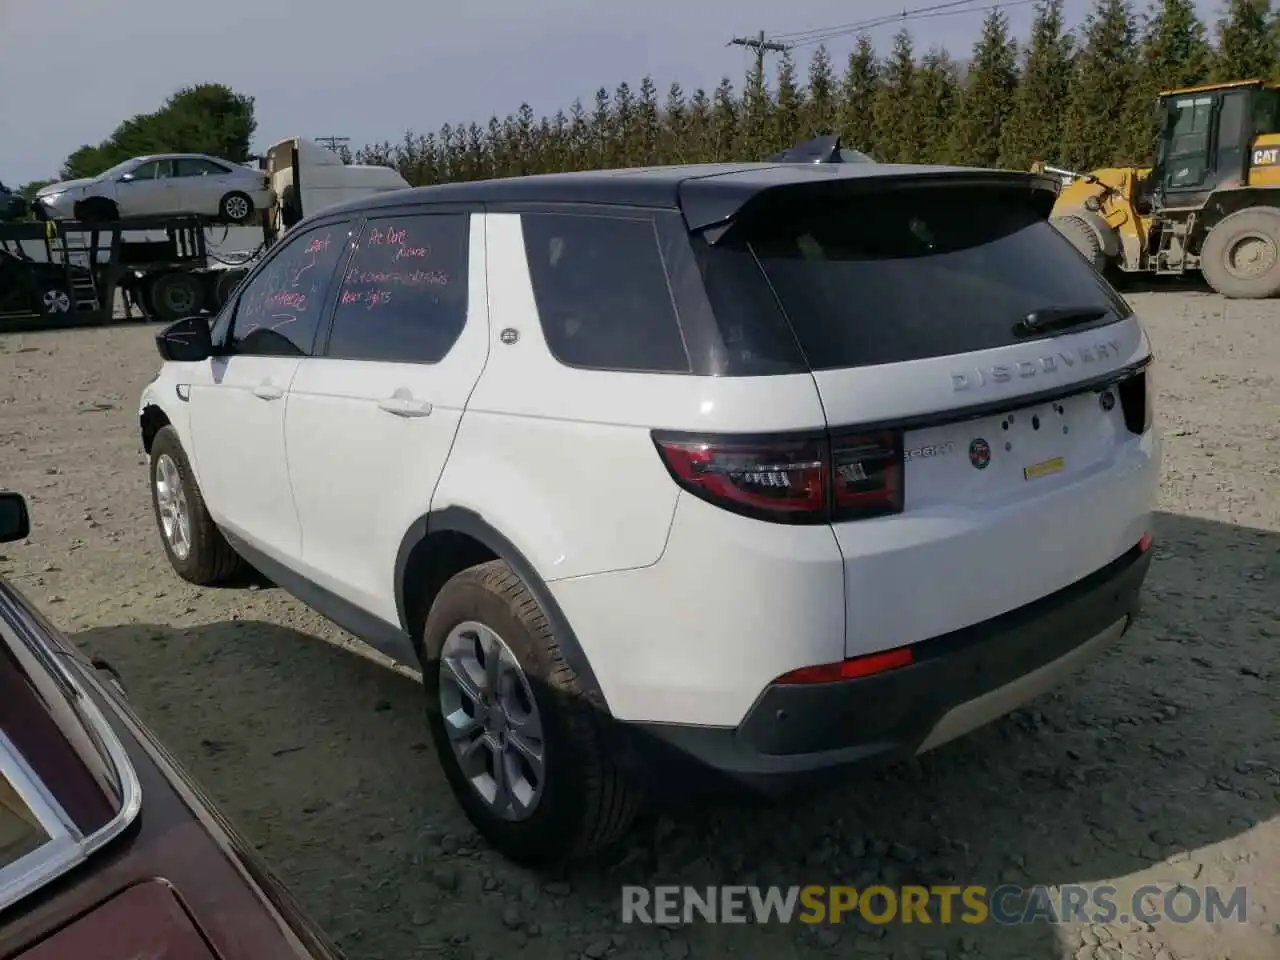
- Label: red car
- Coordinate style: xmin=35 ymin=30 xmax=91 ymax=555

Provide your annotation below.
xmin=0 ymin=491 xmax=342 ymax=960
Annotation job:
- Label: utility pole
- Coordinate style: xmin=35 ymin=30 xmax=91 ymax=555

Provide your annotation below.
xmin=728 ymin=30 xmax=789 ymax=77
xmin=314 ymin=136 xmax=350 ymax=153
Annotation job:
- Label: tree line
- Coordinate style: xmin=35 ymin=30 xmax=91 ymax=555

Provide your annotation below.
xmin=17 ymin=0 xmax=1280 ymax=201
xmin=349 ymin=0 xmax=1279 ymax=185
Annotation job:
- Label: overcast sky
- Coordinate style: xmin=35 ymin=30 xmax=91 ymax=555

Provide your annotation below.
xmin=0 ymin=0 xmax=1224 ymax=184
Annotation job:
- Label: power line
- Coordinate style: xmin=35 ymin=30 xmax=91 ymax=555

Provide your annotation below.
xmin=767 ymin=0 xmax=1039 ymax=51
xmin=772 ymin=0 xmax=990 ymax=42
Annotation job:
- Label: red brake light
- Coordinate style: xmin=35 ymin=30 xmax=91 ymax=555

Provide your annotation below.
xmin=652 ymin=429 xmax=905 ymax=525
xmin=1138 ymin=532 xmax=1153 ymax=553
xmin=652 ymin=435 xmax=828 ymax=523
xmin=774 ymin=646 xmax=914 ymax=684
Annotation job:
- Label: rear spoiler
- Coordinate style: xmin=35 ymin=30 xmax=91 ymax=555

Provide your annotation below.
xmin=767 ymin=135 xmax=845 ymax=164
xmin=680 ymin=167 xmax=1063 ymax=243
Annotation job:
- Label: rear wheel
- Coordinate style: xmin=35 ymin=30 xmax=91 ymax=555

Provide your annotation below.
xmin=145 ymin=271 xmax=205 ymax=322
xmin=219 ymin=191 xmax=254 ymax=224
xmin=1050 ymin=215 xmax=1107 ymax=273
xmin=211 ymin=268 xmax=248 ymax=309
xmin=37 ymin=280 xmax=73 ymax=321
xmin=422 ymin=561 xmax=641 ymax=866
xmin=149 ymin=425 xmax=242 ymax=585
xmin=1199 ymin=206 xmax=1280 ymax=299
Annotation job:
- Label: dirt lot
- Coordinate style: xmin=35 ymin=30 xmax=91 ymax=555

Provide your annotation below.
xmin=0 ymin=289 xmax=1276 ymax=960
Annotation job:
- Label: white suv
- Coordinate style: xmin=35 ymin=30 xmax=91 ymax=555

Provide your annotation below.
xmin=139 ymin=162 xmax=1161 ymax=865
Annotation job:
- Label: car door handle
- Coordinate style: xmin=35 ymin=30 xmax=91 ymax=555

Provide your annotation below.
xmin=252 ymin=383 xmax=284 ymax=400
xmin=377 ymin=396 xmax=432 ymax=417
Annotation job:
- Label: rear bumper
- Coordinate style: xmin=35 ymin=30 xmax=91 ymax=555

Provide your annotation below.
xmin=621 ymin=541 xmax=1151 ymax=796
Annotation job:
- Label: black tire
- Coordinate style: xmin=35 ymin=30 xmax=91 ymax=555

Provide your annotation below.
xmin=1051 ymin=215 xmax=1108 ymax=273
xmin=422 ymin=561 xmax=641 ymax=866
xmin=212 ymin=268 xmax=248 ymax=309
xmin=145 ymin=272 xmax=205 ymax=323
xmin=73 ymin=197 xmax=119 ymax=224
xmin=1198 ymin=206 xmax=1280 ymax=299
xmin=219 ymin=191 xmax=254 ymax=224
xmin=148 ymin=425 xmax=242 ymax=585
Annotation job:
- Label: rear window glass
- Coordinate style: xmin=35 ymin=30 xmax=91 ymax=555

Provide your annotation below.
xmin=708 ymin=187 xmax=1129 ymax=371
xmin=521 ymin=213 xmax=691 ymax=374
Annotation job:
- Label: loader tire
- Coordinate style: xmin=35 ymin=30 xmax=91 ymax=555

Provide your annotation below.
xmin=1051 ymin=215 xmax=1107 ymax=273
xmin=1199 ymin=207 xmax=1280 ymax=299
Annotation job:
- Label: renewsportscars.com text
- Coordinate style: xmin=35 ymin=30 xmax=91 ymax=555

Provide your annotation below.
xmin=621 ymin=884 xmax=1249 ymax=927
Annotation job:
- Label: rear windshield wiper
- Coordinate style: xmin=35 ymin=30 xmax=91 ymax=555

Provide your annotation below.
xmin=1016 ymin=305 xmax=1108 ymax=336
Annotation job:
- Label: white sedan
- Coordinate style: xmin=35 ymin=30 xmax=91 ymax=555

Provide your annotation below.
xmin=35 ymin=154 xmax=276 ymax=224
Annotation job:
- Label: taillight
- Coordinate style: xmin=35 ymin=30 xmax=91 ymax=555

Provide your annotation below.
xmin=651 ymin=435 xmax=828 ymax=523
xmin=652 ymin=429 xmax=905 ymax=525
xmin=1117 ymin=367 xmax=1154 ymax=434
xmin=831 ymin=430 xmax=904 ymax=521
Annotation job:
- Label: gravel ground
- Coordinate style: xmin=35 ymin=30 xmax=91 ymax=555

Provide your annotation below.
xmin=0 ymin=289 xmax=1276 ymax=960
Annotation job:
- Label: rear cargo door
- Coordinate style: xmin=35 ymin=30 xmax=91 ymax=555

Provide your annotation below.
xmin=720 ymin=179 xmax=1155 ymax=655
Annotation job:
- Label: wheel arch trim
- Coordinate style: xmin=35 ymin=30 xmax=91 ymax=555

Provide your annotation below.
xmin=394 ymin=506 xmax=610 ymax=712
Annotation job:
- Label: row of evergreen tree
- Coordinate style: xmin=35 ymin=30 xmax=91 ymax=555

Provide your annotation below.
xmin=350 ymin=0 xmax=1280 ymax=186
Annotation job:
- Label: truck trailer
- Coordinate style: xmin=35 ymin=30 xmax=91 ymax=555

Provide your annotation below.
xmin=0 ymin=138 xmax=408 ymax=331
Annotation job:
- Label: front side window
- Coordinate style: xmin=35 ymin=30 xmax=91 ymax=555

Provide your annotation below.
xmin=127 ymin=161 xmax=161 ymax=181
xmin=230 ymin=222 xmax=351 ymax=356
xmin=326 ymin=213 xmax=470 ymax=363
xmin=521 ymin=212 xmax=690 ymax=373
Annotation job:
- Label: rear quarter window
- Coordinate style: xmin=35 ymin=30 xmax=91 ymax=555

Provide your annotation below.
xmin=709 ymin=185 xmax=1131 ymax=371
xmin=520 ymin=212 xmax=691 ymax=374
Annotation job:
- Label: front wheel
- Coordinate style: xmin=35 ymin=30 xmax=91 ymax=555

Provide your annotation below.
xmin=1199 ymin=207 xmax=1280 ymax=299
xmin=149 ymin=425 xmax=242 ymax=585
xmin=422 ymin=561 xmax=641 ymax=866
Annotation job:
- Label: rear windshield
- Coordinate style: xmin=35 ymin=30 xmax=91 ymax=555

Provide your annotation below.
xmin=704 ymin=186 xmax=1130 ymax=371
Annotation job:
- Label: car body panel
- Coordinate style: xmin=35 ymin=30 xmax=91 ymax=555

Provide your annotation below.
xmin=0 ymin=519 xmax=341 ymax=960
xmin=137 ymin=161 xmax=1160 ymax=805
xmin=16 ymin=880 xmax=218 ymax=960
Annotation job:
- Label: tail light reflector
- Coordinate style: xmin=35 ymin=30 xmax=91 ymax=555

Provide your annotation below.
xmin=774 ymin=646 xmax=913 ymax=685
xmin=653 ymin=429 xmax=904 ymax=525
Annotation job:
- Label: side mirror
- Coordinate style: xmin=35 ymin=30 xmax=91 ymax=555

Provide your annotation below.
xmin=118 ymin=173 xmax=135 ymax=183
xmin=156 ymin=315 xmax=214 ymax=362
xmin=0 ymin=492 xmax=30 ymax=543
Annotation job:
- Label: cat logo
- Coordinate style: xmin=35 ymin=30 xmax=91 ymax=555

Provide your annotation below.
xmin=1252 ymin=147 xmax=1280 ymax=166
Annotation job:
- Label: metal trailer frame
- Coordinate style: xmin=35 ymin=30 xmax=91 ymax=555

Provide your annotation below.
xmin=0 ymin=213 xmax=276 ymax=332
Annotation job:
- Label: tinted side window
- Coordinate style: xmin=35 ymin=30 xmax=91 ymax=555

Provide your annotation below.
xmin=231 ymin=224 xmax=350 ymax=357
xmin=129 ymin=162 xmax=160 ymax=181
xmin=176 ymin=158 xmax=230 ymax=177
xmin=326 ymin=214 xmax=470 ymax=363
xmin=521 ymin=213 xmax=690 ymax=373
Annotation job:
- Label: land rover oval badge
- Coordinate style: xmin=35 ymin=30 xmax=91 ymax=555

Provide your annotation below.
xmin=499 ymin=328 xmax=519 ymax=345
xmin=969 ymin=438 xmax=992 ymax=470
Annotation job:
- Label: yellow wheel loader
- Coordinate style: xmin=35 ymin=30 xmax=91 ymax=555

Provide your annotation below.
xmin=1035 ymin=79 xmax=1280 ymax=298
